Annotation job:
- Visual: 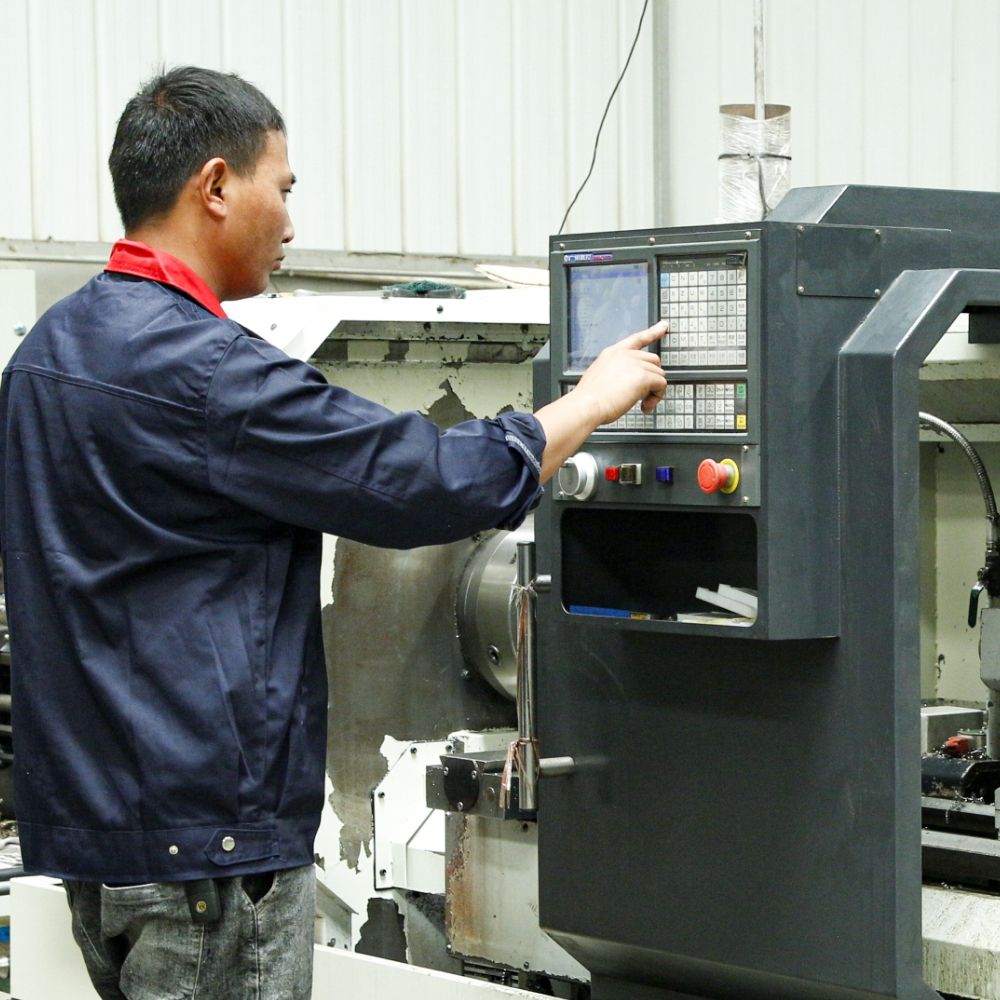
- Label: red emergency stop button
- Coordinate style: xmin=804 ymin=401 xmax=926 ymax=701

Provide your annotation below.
xmin=605 ymin=466 xmax=620 ymax=482
xmin=697 ymin=458 xmax=740 ymax=495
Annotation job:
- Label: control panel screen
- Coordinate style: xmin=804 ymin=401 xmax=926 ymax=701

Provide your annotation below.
xmin=568 ymin=262 xmax=649 ymax=369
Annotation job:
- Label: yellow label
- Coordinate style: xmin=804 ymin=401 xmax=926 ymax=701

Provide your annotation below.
xmin=736 ymin=414 xmax=747 ymax=430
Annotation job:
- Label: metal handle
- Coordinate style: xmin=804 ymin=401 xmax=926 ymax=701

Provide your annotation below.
xmin=539 ymin=756 xmax=576 ymax=777
xmin=971 ymin=578 xmax=987 ymax=628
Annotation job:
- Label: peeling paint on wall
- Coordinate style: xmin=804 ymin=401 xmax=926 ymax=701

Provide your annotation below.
xmin=311 ymin=356 xmax=534 ymax=422
xmin=425 ymin=379 xmax=476 ymax=427
xmin=355 ymin=898 xmax=407 ymax=962
xmin=323 ymin=538 xmax=516 ymax=873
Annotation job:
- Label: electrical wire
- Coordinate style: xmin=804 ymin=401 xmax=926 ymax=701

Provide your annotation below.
xmin=557 ymin=0 xmax=650 ymax=236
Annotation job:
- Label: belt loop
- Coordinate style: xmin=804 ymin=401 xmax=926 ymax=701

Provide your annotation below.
xmin=184 ymin=879 xmax=221 ymax=926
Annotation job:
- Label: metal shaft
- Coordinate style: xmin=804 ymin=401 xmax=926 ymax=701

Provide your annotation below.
xmin=753 ymin=0 xmax=765 ymax=120
xmin=515 ymin=540 xmax=539 ymax=811
xmin=539 ymin=756 xmax=576 ymax=777
xmin=988 ymin=695 xmax=1000 ymax=760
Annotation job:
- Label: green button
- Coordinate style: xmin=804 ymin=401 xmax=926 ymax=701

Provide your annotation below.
xmin=736 ymin=384 xmax=747 ymax=399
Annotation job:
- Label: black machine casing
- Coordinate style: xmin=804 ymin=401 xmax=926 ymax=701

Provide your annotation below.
xmin=533 ymin=186 xmax=1000 ymax=999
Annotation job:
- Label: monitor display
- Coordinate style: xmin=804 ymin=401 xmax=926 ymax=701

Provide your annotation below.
xmin=568 ymin=262 xmax=649 ymax=369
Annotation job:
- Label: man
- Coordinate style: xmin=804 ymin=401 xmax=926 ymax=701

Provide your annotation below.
xmin=0 ymin=67 xmax=666 ymax=999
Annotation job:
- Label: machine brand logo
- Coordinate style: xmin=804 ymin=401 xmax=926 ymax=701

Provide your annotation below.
xmin=564 ymin=253 xmax=614 ymax=263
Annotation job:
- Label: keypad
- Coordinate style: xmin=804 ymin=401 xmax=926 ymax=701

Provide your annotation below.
xmin=604 ymin=381 xmax=748 ymax=433
xmin=659 ymin=261 xmax=747 ymax=369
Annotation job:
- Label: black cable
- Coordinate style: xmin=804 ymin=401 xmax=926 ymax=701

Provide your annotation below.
xmin=557 ymin=0 xmax=650 ymax=236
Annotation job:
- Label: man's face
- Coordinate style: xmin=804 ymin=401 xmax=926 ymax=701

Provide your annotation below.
xmin=219 ymin=130 xmax=295 ymax=301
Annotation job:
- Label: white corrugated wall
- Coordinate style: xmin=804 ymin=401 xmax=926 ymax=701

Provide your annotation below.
xmin=661 ymin=0 xmax=1000 ymax=227
xmin=3 ymin=0 xmax=1000 ymax=257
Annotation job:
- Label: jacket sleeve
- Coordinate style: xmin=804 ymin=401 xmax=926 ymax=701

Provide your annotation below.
xmin=205 ymin=331 xmax=545 ymax=547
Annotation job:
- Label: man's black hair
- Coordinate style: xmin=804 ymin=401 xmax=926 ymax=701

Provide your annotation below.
xmin=109 ymin=66 xmax=285 ymax=231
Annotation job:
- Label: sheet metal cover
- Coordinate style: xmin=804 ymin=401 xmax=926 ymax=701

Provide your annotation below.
xmin=795 ymin=224 xmax=883 ymax=299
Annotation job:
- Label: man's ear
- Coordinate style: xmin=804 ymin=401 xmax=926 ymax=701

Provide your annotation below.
xmin=197 ymin=157 xmax=229 ymax=221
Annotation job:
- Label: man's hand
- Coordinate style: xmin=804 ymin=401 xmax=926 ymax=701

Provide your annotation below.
xmin=534 ymin=320 xmax=669 ymax=482
xmin=572 ymin=320 xmax=668 ymax=425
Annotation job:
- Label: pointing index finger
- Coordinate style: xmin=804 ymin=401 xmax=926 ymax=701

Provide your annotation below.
xmin=622 ymin=320 xmax=668 ymax=350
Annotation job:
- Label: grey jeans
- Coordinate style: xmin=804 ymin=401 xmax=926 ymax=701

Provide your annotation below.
xmin=64 ymin=865 xmax=315 ymax=1000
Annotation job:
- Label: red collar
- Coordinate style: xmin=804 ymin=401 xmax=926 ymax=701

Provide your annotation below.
xmin=105 ymin=239 xmax=227 ymax=319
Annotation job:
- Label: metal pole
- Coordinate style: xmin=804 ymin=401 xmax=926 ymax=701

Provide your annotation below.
xmin=652 ymin=0 xmax=672 ymax=226
xmin=753 ymin=0 xmax=765 ymax=120
xmin=987 ymin=691 xmax=1000 ymax=759
xmin=515 ymin=541 xmax=539 ymax=811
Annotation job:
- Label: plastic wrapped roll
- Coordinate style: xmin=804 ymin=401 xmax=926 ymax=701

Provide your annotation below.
xmin=718 ymin=103 xmax=791 ymax=223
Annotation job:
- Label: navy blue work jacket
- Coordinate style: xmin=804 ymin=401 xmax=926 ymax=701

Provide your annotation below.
xmin=0 ymin=266 xmax=544 ymax=883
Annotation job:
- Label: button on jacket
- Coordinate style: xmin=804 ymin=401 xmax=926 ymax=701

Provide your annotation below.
xmin=0 ymin=243 xmax=544 ymax=883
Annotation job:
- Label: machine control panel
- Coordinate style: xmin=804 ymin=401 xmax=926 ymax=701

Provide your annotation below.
xmin=566 ymin=243 xmax=755 ymax=440
xmin=557 ymin=446 xmax=760 ymax=507
xmin=555 ymin=234 xmax=760 ymax=511
xmin=549 ymin=228 xmax=773 ymax=629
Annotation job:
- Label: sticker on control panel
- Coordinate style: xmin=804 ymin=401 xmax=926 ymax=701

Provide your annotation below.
xmin=564 ymin=252 xmax=614 ymax=264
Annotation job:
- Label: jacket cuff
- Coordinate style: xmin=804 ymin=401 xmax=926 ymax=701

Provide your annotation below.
xmin=495 ymin=412 xmax=545 ymax=481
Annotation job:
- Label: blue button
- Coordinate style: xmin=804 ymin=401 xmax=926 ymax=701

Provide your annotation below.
xmin=655 ymin=466 xmax=674 ymax=483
